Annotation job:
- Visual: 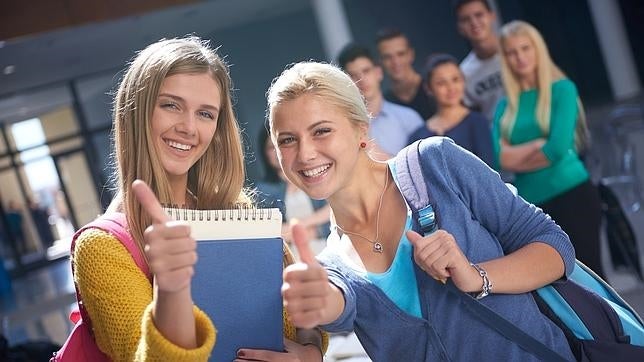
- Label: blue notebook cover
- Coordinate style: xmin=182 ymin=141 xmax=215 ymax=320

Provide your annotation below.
xmin=166 ymin=208 xmax=284 ymax=361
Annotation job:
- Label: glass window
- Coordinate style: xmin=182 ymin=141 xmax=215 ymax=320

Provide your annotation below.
xmin=40 ymin=106 xmax=79 ymax=141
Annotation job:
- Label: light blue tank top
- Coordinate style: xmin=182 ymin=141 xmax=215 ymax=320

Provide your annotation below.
xmin=366 ymin=203 xmax=422 ymax=317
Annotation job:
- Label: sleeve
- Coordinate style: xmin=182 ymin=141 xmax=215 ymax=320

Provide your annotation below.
xmin=318 ymin=258 xmax=357 ymax=333
xmin=437 ymin=139 xmax=576 ymax=276
xmin=541 ymin=80 xmax=579 ymax=163
xmin=491 ymin=98 xmax=507 ymax=171
xmin=470 ymin=112 xmax=495 ymax=167
xmin=406 ymin=108 xmax=426 ymax=131
xmin=73 ymin=229 xmax=216 ymax=361
xmin=282 ymin=245 xmax=329 ymax=353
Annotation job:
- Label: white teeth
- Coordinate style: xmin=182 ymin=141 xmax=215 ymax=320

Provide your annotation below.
xmin=302 ymin=165 xmax=330 ymax=177
xmin=166 ymin=140 xmax=192 ymax=151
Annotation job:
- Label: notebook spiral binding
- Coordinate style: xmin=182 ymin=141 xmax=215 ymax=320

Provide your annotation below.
xmin=163 ymin=206 xmax=277 ymax=222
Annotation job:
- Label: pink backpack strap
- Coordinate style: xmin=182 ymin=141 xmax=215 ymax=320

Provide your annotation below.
xmin=70 ymin=212 xmax=152 ymax=334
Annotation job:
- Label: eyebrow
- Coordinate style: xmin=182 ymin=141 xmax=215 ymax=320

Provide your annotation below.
xmin=276 ymin=120 xmax=332 ymax=137
xmin=307 ymin=120 xmax=332 ymax=130
xmin=158 ymin=93 xmax=220 ymax=112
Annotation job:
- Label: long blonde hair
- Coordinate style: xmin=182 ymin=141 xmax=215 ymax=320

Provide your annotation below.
xmin=499 ymin=21 xmax=589 ymax=151
xmin=113 ymin=36 xmax=249 ymax=254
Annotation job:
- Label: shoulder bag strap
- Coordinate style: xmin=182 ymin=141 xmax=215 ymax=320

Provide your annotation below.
xmin=70 ymin=212 xmax=151 ymax=335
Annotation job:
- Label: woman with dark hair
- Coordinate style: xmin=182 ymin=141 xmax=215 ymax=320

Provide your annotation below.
xmin=408 ymin=53 xmax=493 ymax=166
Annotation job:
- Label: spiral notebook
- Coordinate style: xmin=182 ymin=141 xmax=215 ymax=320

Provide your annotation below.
xmin=165 ymin=207 xmax=284 ymax=361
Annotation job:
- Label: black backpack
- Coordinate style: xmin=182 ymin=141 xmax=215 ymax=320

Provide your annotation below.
xmin=598 ymin=182 xmax=643 ymax=280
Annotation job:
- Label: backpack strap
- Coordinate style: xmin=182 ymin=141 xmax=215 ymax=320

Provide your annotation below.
xmin=394 ymin=141 xmax=438 ymax=235
xmin=70 ymin=212 xmax=151 ymax=335
xmin=394 ymin=139 xmax=568 ymax=362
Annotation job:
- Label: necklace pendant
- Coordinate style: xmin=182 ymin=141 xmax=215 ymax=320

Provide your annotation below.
xmin=373 ymin=242 xmax=383 ymax=253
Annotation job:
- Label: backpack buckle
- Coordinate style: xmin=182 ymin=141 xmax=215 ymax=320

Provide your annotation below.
xmin=418 ymin=204 xmax=437 ymax=236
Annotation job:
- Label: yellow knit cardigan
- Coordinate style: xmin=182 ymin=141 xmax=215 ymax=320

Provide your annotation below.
xmin=73 ymin=228 xmax=327 ymax=361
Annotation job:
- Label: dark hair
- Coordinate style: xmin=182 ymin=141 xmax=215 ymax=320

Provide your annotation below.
xmin=375 ymin=27 xmax=407 ymax=45
xmin=452 ymin=0 xmax=492 ymax=13
xmin=337 ymin=43 xmax=377 ymax=70
xmin=423 ymin=53 xmax=460 ymax=85
xmin=257 ymin=125 xmax=280 ymax=183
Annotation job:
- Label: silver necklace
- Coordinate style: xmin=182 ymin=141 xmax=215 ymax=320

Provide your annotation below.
xmin=336 ymin=167 xmax=389 ymax=253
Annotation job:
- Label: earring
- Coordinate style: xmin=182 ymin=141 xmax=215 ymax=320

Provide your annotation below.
xmin=359 ymin=141 xmax=367 ymax=149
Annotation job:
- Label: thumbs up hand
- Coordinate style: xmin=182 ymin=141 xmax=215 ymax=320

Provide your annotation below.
xmin=282 ymin=222 xmax=333 ymax=329
xmin=407 ymin=229 xmax=481 ymax=292
xmin=132 ymin=180 xmax=197 ymax=294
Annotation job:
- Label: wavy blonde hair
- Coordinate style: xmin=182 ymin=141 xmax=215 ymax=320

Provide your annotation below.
xmin=499 ymin=21 xmax=589 ymax=151
xmin=113 ymin=36 xmax=249 ymax=255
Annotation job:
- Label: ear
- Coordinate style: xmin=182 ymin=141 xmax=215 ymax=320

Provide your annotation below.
xmin=490 ymin=10 xmax=497 ymax=25
xmin=356 ymin=121 xmax=369 ymax=140
xmin=375 ymin=65 xmax=384 ymax=83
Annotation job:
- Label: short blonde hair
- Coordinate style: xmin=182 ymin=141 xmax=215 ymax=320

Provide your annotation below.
xmin=266 ymin=61 xmax=370 ymax=135
xmin=113 ymin=36 xmax=248 ymax=254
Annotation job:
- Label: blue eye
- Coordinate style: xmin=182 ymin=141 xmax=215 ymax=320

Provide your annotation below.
xmin=199 ymin=111 xmax=214 ymax=120
xmin=277 ymin=136 xmax=295 ymax=146
xmin=314 ymin=128 xmax=331 ymax=136
xmin=161 ymin=102 xmax=179 ymax=110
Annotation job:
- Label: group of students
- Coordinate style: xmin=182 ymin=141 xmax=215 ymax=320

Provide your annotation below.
xmin=67 ymin=0 xmax=603 ymax=361
xmin=338 ymin=0 xmax=602 ymax=280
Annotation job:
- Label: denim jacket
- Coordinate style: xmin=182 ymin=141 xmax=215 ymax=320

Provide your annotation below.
xmin=318 ymin=138 xmax=575 ymax=361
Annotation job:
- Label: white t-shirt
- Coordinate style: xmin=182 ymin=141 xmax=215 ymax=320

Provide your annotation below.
xmin=460 ymin=51 xmax=504 ymax=122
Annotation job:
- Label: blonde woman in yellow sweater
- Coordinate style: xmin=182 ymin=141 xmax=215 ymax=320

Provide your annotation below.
xmin=72 ymin=36 xmax=325 ymax=361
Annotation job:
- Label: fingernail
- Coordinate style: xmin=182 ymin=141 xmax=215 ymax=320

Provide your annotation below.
xmin=237 ymin=350 xmax=245 ymax=357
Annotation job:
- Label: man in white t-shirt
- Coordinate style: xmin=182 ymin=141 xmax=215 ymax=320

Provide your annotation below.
xmin=456 ymin=0 xmax=504 ymax=123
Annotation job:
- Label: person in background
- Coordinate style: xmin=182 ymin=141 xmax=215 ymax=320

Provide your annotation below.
xmin=376 ymin=28 xmax=436 ymax=120
xmin=5 ymin=201 xmax=26 ymax=256
xmin=72 ymin=36 xmax=325 ymax=361
xmin=492 ymin=20 xmax=603 ymax=279
xmin=408 ymin=53 xmax=493 ymax=166
xmin=28 ymin=197 xmax=55 ymax=249
xmin=256 ymin=126 xmax=330 ymax=252
xmin=455 ymin=0 xmax=505 ymax=123
xmin=338 ymin=43 xmax=424 ymax=160
xmin=268 ymin=61 xmax=575 ymax=361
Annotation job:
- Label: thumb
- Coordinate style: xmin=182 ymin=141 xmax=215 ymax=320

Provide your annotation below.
xmin=132 ymin=180 xmax=170 ymax=225
xmin=291 ymin=222 xmax=316 ymax=265
xmin=406 ymin=229 xmax=424 ymax=247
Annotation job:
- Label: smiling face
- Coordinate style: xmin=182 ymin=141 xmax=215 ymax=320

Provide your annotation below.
xmin=344 ymin=56 xmax=384 ymax=101
xmin=377 ymin=36 xmax=415 ymax=81
xmin=427 ymin=62 xmax=465 ymax=108
xmin=457 ymin=1 xmax=496 ymax=44
xmin=270 ymin=94 xmax=366 ymax=200
xmin=502 ymin=34 xmax=538 ymax=81
xmin=150 ymin=72 xmax=221 ymax=185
